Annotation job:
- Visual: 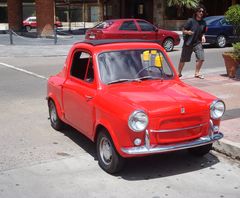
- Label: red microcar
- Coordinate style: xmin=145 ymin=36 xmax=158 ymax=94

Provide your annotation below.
xmin=47 ymin=40 xmax=225 ymax=174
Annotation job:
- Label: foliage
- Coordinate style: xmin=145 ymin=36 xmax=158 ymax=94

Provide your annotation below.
xmin=233 ymin=42 xmax=240 ymax=60
xmin=166 ymin=0 xmax=200 ymax=19
xmin=225 ymin=4 xmax=240 ymax=39
xmin=167 ymin=0 xmax=200 ymax=9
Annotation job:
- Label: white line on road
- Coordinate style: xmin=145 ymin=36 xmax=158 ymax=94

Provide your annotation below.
xmin=0 ymin=62 xmax=48 ymax=80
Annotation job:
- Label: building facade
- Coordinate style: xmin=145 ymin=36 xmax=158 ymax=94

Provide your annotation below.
xmin=0 ymin=0 xmax=239 ymax=36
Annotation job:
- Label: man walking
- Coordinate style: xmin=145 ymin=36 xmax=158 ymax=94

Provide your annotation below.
xmin=178 ymin=4 xmax=207 ymax=79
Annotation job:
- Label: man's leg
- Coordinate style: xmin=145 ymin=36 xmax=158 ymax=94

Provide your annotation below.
xmin=194 ymin=43 xmax=204 ymax=78
xmin=195 ymin=60 xmax=204 ymax=76
xmin=178 ymin=62 xmax=185 ymax=77
xmin=178 ymin=45 xmax=192 ymax=77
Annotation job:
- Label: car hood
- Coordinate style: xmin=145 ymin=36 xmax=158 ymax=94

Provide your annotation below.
xmin=104 ymin=80 xmax=214 ymax=117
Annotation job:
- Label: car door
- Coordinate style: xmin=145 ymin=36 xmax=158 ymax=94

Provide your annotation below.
xmin=136 ymin=20 xmax=157 ymax=40
xmin=30 ymin=18 xmax=37 ymax=28
xmin=118 ymin=20 xmax=140 ymax=39
xmin=62 ymin=50 xmax=96 ymax=137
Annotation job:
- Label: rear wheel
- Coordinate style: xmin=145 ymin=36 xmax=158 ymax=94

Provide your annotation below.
xmin=25 ymin=25 xmax=31 ymax=32
xmin=48 ymin=100 xmax=64 ymax=131
xmin=216 ymin=35 xmax=227 ymax=48
xmin=96 ymin=129 xmax=125 ymax=174
xmin=162 ymin=38 xmax=174 ymax=52
xmin=188 ymin=144 xmax=212 ymax=156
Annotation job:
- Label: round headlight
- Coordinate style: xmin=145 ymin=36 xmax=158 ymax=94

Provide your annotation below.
xmin=210 ymin=100 xmax=225 ymax=119
xmin=128 ymin=110 xmax=149 ymax=132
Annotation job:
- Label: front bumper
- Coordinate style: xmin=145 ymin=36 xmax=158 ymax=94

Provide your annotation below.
xmin=121 ymin=132 xmax=223 ymax=155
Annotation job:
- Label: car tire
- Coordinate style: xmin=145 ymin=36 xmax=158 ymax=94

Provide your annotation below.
xmin=48 ymin=100 xmax=64 ymax=131
xmin=96 ymin=129 xmax=125 ymax=174
xmin=216 ymin=35 xmax=227 ymax=48
xmin=188 ymin=144 xmax=213 ymax=156
xmin=162 ymin=38 xmax=174 ymax=52
xmin=25 ymin=25 xmax=31 ymax=32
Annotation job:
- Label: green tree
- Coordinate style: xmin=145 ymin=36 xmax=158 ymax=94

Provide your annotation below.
xmin=225 ymin=4 xmax=240 ymax=40
xmin=167 ymin=0 xmax=200 ymax=18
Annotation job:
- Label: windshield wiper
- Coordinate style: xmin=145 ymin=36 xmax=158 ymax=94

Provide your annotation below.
xmin=137 ymin=76 xmax=154 ymax=80
xmin=137 ymin=76 xmax=164 ymax=81
xmin=107 ymin=79 xmax=133 ymax=85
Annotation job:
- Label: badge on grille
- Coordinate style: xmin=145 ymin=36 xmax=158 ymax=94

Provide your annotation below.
xmin=181 ymin=107 xmax=185 ymax=114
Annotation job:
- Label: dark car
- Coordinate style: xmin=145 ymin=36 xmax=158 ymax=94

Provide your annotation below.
xmin=85 ymin=19 xmax=180 ymax=52
xmin=204 ymin=15 xmax=239 ymax=48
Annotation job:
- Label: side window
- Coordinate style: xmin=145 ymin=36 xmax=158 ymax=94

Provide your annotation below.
xmin=70 ymin=51 xmax=94 ymax=83
xmin=119 ymin=21 xmax=138 ymax=31
xmin=220 ymin=18 xmax=229 ymax=25
xmin=137 ymin=20 xmax=155 ymax=31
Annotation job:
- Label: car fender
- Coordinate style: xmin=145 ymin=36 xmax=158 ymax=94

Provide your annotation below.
xmin=94 ymin=116 xmax=123 ymax=154
xmin=93 ymin=99 xmax=136 ymax=157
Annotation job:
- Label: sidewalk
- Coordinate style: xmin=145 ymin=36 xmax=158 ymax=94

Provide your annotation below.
xmin=183 ymin=73 xmax=240 ymax=160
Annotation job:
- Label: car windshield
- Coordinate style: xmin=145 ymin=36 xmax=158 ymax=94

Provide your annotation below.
xmin=94 ymin=21 xmax=114 ymax=29
xmin=98 ymin=49 xmax=174 ymax=84
xmin=204 ymin=16 xmax=223 ymax=25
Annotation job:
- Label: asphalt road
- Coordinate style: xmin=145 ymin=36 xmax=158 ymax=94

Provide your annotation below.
xmin=0 ymin=44 xmax=240 ymax=197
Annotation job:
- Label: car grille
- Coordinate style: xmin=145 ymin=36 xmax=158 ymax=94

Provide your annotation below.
xmin=149 ymin=114 xmax=209 ymax=144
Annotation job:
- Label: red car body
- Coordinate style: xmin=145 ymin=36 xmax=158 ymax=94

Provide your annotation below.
xmin=23 ymin=16 xmax=62 ymax=31
xmin=85 ymin=19 xmax=180 ymax=52
xmin=47 ymin=40 xmax=224 ymax=173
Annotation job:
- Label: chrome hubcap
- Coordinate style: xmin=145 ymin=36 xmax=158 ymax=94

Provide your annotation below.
xmin=50 ymin=103 xmax=57 ymax=123
xmin=99 ymin=137 xmax=112 ymax=165
xmin=218 ymin=36 xmax=226 ymax=47
xmin=164 ymin=40 xmax=173 ymax=51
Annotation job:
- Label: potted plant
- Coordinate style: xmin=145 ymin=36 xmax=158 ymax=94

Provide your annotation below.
xmin=222 ymin=4 xmax=240 ymax=78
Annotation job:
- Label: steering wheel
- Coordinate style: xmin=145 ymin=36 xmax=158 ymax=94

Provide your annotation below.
xmin=135 ymin=65 xmax=162 ymax=77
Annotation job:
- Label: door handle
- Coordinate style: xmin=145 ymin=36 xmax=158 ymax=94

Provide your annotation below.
xmin=85 ymin=95 xmax=93 ymax=101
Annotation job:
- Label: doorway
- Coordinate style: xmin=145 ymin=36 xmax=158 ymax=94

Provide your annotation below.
xmin=124 ymin=0 xmax=153 ymax=23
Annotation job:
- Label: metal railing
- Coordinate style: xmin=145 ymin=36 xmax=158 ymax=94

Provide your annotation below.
xmin=5 ymin=28 xmax=85 ymax=46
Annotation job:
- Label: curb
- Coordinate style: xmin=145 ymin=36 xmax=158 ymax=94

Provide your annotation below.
xmin=213 ymin=139 xmax=240 ymax=160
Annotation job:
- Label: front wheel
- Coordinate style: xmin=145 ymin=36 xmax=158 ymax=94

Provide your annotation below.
xmin=188 ymin=144 xmax=212 ymax=156
xmin=96 ymin=130 xmax=125 ymax=174
xmin=162 ymin=38 xmax=174 ymax=52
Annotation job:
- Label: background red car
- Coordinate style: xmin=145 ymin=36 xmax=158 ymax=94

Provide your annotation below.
xmin=85 ymin=19 xmax=180 ymax=52
xmin=23 ymin=16 xmax=62 ymax=32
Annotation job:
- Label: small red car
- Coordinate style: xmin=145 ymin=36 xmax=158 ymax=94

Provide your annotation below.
xmin=23 ymin=16 xmax=62 ymax=32
xmin=85 ymin=19 xmax=180 ymax=52
xmin=47 ymin=40 xmax=225 ymax=173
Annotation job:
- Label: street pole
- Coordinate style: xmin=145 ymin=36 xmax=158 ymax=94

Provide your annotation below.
xmin=9 ymin=29 xmax=13 ymax=45
xmin=54 ymin=27 xmax=57 ymax=45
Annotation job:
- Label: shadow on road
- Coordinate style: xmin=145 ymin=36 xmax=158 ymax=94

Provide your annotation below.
xmin=118 ymin=151 xmax=219 ymax=180
xmin=61 ymin=125 xmax=220 ymax=180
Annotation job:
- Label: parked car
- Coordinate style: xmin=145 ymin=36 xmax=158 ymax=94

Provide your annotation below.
xmin=204 ymin=15 xmax=239 ymax=48
xmin=47 ymin=40 xmax=225 ymax=174
xmin=23 ymin=16 xmax=62 ymax=32
xmin=85 ymin=19 xmax=180 ymax=52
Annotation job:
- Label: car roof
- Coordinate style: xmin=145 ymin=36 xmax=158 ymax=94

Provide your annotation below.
xmin=77 ymin=39 xmax=160 ymax=46
xmin=204 ymin=15 xmax=224 ymax=21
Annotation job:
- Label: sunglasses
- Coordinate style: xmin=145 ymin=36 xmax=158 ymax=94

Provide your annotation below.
xmin=198 ymin=10 xmax=204 ymax=13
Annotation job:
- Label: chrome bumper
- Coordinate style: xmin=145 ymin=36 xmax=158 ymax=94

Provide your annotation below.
xmin=121 ymin=132 xmax=223 ymax=155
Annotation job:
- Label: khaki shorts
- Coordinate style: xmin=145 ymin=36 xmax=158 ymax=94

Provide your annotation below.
xmin=180 ymin=43 xmax=204 ymax=62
